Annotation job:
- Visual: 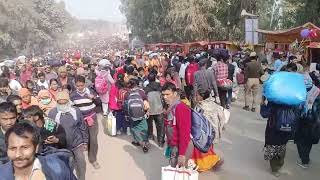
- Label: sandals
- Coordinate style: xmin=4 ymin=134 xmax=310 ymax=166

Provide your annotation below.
xmin=92 ymin=162 xmax=101 ymax=169
xmin=131 ymin=141 xmax=140 ymax=146
xmin=142 ymin=145 xmax=149 ymax=153
xmin=132 ymin=141 xmax=149 ymax=153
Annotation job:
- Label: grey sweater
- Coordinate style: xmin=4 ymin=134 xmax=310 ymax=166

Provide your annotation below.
xmin=194 ymin=69 xmax=219 ymax=97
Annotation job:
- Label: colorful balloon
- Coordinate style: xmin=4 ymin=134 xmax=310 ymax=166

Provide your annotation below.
xmin=300 ymin=29 xmax=310 ymax=38
xmin=310 ymin=29 xmax=318 ymax=38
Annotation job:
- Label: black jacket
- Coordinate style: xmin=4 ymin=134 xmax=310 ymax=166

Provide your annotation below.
xmin=295 ymin=97 xmax=320 ymax=145
xmin=38 ymin=119 xmax=67 ymax=153
xmin=0 ymin=130 xmax=8 ymax=164
xmin=228 ymin=63 xmax=235 ymax=81
xmin=144 ymin=82 xmax=161 ymax=94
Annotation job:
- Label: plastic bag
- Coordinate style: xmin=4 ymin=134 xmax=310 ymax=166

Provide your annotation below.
xmin=107 ymin=112 xmax=117 ymax=136
xmin=217 ymin=79 xmax=233 ymax=90
xmin=161 ymin=166 xmax=199 ymax=180
xmin=263 ymin=72 xmax=307 ymax=105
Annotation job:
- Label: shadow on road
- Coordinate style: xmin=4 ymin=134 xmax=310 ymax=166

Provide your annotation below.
xmin=99 ymin=115 xmax=109 ymax=136
xmin=123 ymin=144 xmax=168 ymax=180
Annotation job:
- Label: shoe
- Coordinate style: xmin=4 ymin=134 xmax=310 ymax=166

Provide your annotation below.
xmin=212 ymin=158 xmax=224 ymax=171
xmin=243 ymin=106 xmax=250 ymax=111
xmin=251 ymin=108 xmax=256 ymax=112
xmin=272 ymin=171 xmax=281 ymax=177
xmin=226 ymin=105 xmax=230 ymax=109
xmin=117 ymin=130 xmax=122 ymax=135
xmin=158 ymin=142 xmax=164 ymax=148
xmin=296 ymin=159 xmax=309 ymax=169
xmin=148 ymin=135 xmax=155 ymax=140
xmin=131 ymin=141 xmax=140 ymax=146
xmin=92 ymin=162 xmax=101 ymax=169
xmin=142 ymin=145 xmax=149 ymax=153
xmin=127 ymin=127 xmax=131 ymax=136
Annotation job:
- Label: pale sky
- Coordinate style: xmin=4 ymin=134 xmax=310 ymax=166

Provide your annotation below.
xmin=59 ymin=0 xmax=125 ymax=22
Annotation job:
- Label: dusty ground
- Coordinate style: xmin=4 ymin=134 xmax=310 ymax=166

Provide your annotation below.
xmin=86 ymin=88 xmax=319 ymax=180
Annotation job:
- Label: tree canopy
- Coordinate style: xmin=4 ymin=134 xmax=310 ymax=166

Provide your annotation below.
xmin=0 ymin=0 xmax=72 ymax=58
xmin=120 ymin=0 xmax=320 ymax=43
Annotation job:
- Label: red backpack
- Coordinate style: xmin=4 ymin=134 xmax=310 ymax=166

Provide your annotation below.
xmin=117 ymin=88 xmax=128 ymax=108
xmin=185 ymin=63 xmax=199 ymax=86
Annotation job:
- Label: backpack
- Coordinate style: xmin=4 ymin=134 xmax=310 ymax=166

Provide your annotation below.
xmin=125 ymin=90 xmax=145 ymax=121
xmin=95 ymin=75 xmax=109 ymax=94
xmin=260 ymin=103 xmax=270 ymax=119
xmin=273 ymin=104 xmax=299 ymax=132
xmin=117 ymin=88 xmax=128 ymax=108
xmin=191 ymin=109 xmax=215 ymax=153
xmin=185 ymin=63 xmax=199 ymax=86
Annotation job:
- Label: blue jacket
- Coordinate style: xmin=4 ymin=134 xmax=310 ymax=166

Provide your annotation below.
xmin=0 ymin=149 xmax=77 ymax=180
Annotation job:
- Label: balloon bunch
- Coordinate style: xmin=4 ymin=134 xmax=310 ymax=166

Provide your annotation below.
xmin=300 ymin=28 xmax=319 ymax=39
xmin=310 ymin=29 xmax=318 ymax=38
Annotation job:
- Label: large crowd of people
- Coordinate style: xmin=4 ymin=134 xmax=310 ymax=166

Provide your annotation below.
xmin=0 ymin=47 xmax=319 ymax=179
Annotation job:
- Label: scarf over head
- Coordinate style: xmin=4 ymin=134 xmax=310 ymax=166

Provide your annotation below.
xmin=55 ymin=90 xmax=77 ymax=123
xmin=19 ymin=88 xmax=38 ymax=109
xmin=19 ymin=88 xmax=31 ymax=98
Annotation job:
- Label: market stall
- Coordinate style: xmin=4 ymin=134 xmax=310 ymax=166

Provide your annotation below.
xmin=257 ymin=22 xmax=320 ymax=64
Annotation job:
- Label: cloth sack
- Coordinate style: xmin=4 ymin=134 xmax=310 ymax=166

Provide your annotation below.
xmin=263 ymin=72 xmax=307 ymax=105
xmin=223 ymin=108 xmax=230 ymax=124
xmin=161 ymin=166 xmax=199 ymax=180
xmin=217 ymin=79 xmax=233 ymax=90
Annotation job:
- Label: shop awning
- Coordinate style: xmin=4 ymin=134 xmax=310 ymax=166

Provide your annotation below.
xmin=308 ymin=42 xmax=320 ymax=48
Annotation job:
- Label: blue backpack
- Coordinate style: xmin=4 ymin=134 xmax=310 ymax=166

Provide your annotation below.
xmin=272 ymin=104 xmax=300 ymax=132
xmin=260 ymin=103 xmax=271 ymax=118
xmin=191 ymin=109 xmax=215 ymax=153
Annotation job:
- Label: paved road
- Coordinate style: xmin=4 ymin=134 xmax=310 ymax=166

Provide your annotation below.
xmin=86 ymin=93 xmax=319 ymax=180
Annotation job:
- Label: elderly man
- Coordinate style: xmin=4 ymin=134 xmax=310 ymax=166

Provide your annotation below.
xmin=48 ymin=90 xmax=88 ymax=180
